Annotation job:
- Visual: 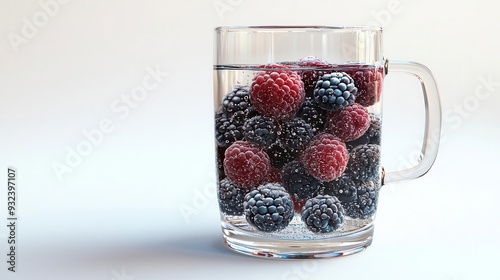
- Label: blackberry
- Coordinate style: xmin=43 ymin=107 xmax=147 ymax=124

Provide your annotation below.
xmin=347 ymin=144 xmax=381 ymax=182
xmin=244 ymin=116 xmax=279 ymax=148
xmin=298 ymin=98 xmax=327 ymax=134
xmin=222 ymin=85 xmax=252 ymax=116
xmin=215 ymin=109 xmax=244 ymax=148
xmin=323 ymin=173 xmax=358 ymax=204
xmin=282 ymin=118 xmax=314 ymax=151
xmin=243 ymin=183 xmax=294 ymax=232
xmin=282 ymin=161 xmax=323 ymax=200
xmin=218 ymin=178 xmax=246 ymax=216
xmin=313 ymin=72 xmax=357 ymax=111
xmin=346 ymin=113 xmax=382 ymax=149
xmin=266 ymin=141 xmax=298 ymax=169
xmin=301 ymin=195 xmax=345 ymax=233
xmin=217 ymin=146 xmax=226 ymax=180
xmin=344 ymin=180 xmax=379 ymax=219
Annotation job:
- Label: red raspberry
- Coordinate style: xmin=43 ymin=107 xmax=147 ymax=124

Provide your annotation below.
xmin=293 ymin=198 xmax=307 ymax=213
xmin=301 ymin=133 xmax=349 ymax=181
xmin=250 ymin=66 xmax=305 ymax=120
xmin=224 ymin=141 xmax=271 ymax=188
xmin=298 ymin=56 xmax=331 ymax=98
xmin=344 ymin=67 xmax=384 ymax=107
xmin=325 ymin=103 xmax=370 ymax=142
xmin=264 ymin=167 xmax=283 ymax=184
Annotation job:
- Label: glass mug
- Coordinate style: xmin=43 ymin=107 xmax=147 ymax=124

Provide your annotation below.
xmin=213 ymin=26 xmax=441 ymax=258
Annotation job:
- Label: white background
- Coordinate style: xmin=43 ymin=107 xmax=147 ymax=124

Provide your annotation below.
xmin=0 ymin=0 xmax=499 ymax=279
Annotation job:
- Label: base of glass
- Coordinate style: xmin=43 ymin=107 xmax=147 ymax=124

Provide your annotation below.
xmin=221 ymin=222 xmax=374 ymax=259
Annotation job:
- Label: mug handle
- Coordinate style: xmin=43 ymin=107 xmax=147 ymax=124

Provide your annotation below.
xmin=382 ymin=60 xmax=442 ymax=185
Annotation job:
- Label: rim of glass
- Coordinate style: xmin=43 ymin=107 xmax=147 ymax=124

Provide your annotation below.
xmin=215 ymin=25 xmax=382 ymax=32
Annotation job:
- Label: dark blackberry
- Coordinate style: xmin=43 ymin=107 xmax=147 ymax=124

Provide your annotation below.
xmin=222 ymin=85 xmax=251 ymax=116
xmin=218 ymin=178 xmax=246 ymax=216
xmin=217 ymin=146 xmax=226 ymax=180
xmin=282 ymin=161 xmax=323 ymax=200
xmin=282 ymin=118 xmax=314 ymax=151
xmin=347 ymin=144 xmax=381 ymax=182
xmin=266 ymin=141 xmax=298 ymax=169
xmin=344 ymin=180 xmax=379 ymax=219
xmin=323 ymin=173 xmax=358 ymax=204
xmin=243 ymin=183 xmax=294 ymax=232
xmin=313 ymin=72 xmax=357 ymax=111
xmin=215 ymin=109 xmax=244 ymax=148
xmin=298 ymin=98 xmax=327 ymax=134
xmin=301 ymin=195 xmax=345 ymax=233
xmin=243 ymin=116 xmax=279 ymax=148
xmin=346 ymin=113 xmax=382 ymax=149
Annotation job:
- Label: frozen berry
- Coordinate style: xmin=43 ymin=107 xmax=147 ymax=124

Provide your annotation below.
xmin=243 ymin=183 xmax=294 ymax=232
xmin=264 ymin=167 xmax=283 ymax=184
xmin=323 ymin=173 xmax=358 ymax=204
xmin=347 ymin=144 xmax=381 ymax=182
xmin=282 ymin=118 xmax=314 ymax=151
xmin=344 ymin=180 xmax=379 ymax=219
xmin=217 ymin=146 xmax=226 ymax=179
xmin=218 ymin=178 xmax=246 ymax=216
xmin=282 ymin=161 xmax=323 ymax=200
xmin=325 ymin=103 xmax=370 ymax=142
xmin=298 ymin=97 xmax=327 ymax=134
xmin=215 ymin=109 xmax=244 ymax=147
xmin=345 ymin=113 xmax=382 ymax=149
xmin=345 ymin=67 xmax=384 ymax=107
xmin=224 ymin=141 xmax=271 ymax=188
xmin=222 ymin=85 xmax=252 ymax=116
xmin=313 ymin=72 xmax=357 ymax=111
xmin=266 ymin=141 xmax=298 ymax=169
xmin=250 ymin=68 xmax=305 ymax=120
xmin=301 ymin=133 xmax=349 ymax=181
xmin=301 ymin=195 xmax=345 ymax=233
xmin=243 ymin=116 xmax=279 ymax=148
xmin=298 ymin=56 xmax=331 ymax=98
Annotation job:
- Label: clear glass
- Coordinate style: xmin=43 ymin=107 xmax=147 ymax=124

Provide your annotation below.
xmin=213 ymin=26 xmax=440 ymax=258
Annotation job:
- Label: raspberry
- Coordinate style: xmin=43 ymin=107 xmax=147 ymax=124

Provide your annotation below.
xmin=301 ymin=195 xmax=345 ymax=233
xmin=215 ymin=109 xmax=244 ymax=147
xmin=298 ymin=97 xmax=327 ymax=134
xmin=345 ymin=67 xmax=384 ymax=107
xmin=224 ymin=141 xmax=271 ymax=188
xmin=313 ymin=72 xmax=357 ymax=111
xmin=301 ymin=133 xmax=349 ymax=181
xmin=282 ymin=118 xmax=314 ymax=151
xmin=344 ymin=180 xmax=379 ymax=219
xmin=264 ymin=167 xmax=283 ymax=184
xmin=323 ymin=173 xmax=358 ymax=204
xmin=293 ymin=198 xmax=307 ymax=213
xmin=325 ymin=103 xmax=370 ymax=142
xmin=218 ymin=178 xmax=246 ymax=216
xmin=347 ymin=144 xmax=381 ymax=182
xmin=282 ymin=161 xmax=323 ymax=200
xmin=298 ymin=56 xmax=331 ymax=98
xmin=345 ymin=113 xmax=382 ymax=149
xmin=266 ymin=141 xmax=298 ymax=169
xmin=243 ymin=183 xmax=294 ymax=232
xmin=250 ymin=68 xmax=305 ymax=120
xmin=222 ymin=85 xmax=252 ymax=116
xmin=243 ymin=116 xmax=279 ymax=148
